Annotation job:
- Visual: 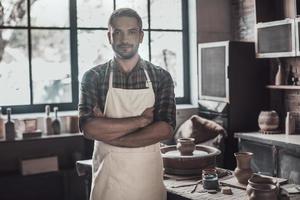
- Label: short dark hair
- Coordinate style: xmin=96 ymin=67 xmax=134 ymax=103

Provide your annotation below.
xmin=108 ymin=8 xmax=143 ymax=30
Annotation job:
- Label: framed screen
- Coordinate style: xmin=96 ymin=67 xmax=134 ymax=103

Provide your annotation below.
xmin=198 ymin=41 xmax=229 ymax=102
xmin=256 ymin=19 xmax=295 ymax=58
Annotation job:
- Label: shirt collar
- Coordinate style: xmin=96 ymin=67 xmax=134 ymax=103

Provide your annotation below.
xmin=110 ymin=57 xmax=146 ymax=74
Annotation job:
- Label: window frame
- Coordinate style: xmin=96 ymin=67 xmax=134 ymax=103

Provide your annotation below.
xmin=0 ymin=0 xmax=190 ymax=114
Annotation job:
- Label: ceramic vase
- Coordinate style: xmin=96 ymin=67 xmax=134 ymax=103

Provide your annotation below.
xmin=234 ymin=152 xmax=253 ymax=185
xmin=275 ymin=62 xmax=284 ymax=85
xmin=176 ymin=138 xmax=195 ymax=156
xmin=258 ymin=111 xmax=279 ymax=131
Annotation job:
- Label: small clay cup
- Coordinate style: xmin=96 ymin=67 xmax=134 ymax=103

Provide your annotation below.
xmin=176 ymin=138 xmax=195 ymax=156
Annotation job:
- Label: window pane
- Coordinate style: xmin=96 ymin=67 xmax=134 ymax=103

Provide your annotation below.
xmin=1 ymin=0 xmax=28 ymax=26
xmin=30 ymin=0 xmax=69 ymax=27
xmin=77 ymin=0 xmax=113 ymax=28
xmin=78 ymin=30 xmax=113 ymax=81
xmin=31 ymin=30 xmax=71 ymax=104
xmin=150 ymin=0 xmax=182 ymax=29
xmin=0 ymin=29 xmax=30 ymax=106
xmin=139 ymin=30 xmax=149 ymax=61
xmin=151 ymin=31 xmax=183 ymax=97
xmin=116 ymin=0 xmax=148 ymax=29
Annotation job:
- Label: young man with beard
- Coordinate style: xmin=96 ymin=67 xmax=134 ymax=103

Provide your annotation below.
xmin=79 ymin=8 xmax=176 ymax=200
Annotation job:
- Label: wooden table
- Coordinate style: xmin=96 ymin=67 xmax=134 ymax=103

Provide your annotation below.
xmin=76 ymin=160 xmax=293 ymax=200
xmin=76 ymin=160 xmax=250 ymax=200
xmin=164 ymin=174 xmax=248 ymax=200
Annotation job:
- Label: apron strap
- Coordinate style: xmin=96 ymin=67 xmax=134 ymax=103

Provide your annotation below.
xmin=109 ymin=71 xmax=113 ymax=89
xmin=108 ymin=60 xmax=113 ymax=90
xmin=143 ymin=68 xmax=152 ymax=88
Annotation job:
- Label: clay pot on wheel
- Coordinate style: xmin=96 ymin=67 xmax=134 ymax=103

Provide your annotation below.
xmin=176 ymin=138 xmax=195 ymax=156
xmin=258 ymin=111 xmax=279 ymax=131
xmin=234 ymin=152 xmax=253 ymax=185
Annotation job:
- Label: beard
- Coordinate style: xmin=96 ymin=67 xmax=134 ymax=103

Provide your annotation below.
xmin=112 ymin=43 xmax=140 ymax=59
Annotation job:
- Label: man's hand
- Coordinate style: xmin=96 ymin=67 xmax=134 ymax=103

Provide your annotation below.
xmin=139 ymin=107 xmax=154 ymax=128
xmin=93 ymin=105 xmax=104 ymax=117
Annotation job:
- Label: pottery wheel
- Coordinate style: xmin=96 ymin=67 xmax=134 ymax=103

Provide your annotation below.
xmin=161 ymin=145 xmax=221 ymax=175
xmin=164 ymin=149 xmax=209 ymax=157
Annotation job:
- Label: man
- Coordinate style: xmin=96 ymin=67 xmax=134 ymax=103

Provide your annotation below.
xmin=79 ymin=8 xmax=176 ymax=200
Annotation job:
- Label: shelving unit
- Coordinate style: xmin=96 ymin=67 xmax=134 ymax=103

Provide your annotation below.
xmin=266 ymin=85 xmax=300 ymax=89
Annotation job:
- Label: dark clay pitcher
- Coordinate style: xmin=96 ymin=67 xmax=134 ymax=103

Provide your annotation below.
xmin=247 ymin=174 xmax=279 ymax=200
xmin=234 ymin=152 xmax=253 ymax=185
xmin=248 ymin=183 xmax=277 ymax=200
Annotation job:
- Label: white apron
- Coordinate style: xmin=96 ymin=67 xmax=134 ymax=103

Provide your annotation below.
xmin=90 ymin=63 xmax=166 ymax=200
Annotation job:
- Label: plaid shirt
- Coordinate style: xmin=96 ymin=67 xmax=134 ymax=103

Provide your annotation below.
xmin=78 ymin=58 xmax=176 ymax=130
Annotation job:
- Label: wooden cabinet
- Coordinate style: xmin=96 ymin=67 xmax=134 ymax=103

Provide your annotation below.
xmin=255 ymin=0 xmax=300 ymax=58
xmin=198 ymin=41 xmax=269 ymax=133
xmin=235 ymin=132 xmax=300 ymax=184
xmin=0 ymin=133 xmax=92 ymax=200
xmin=197 ymin=41 xmax=269 ymax=169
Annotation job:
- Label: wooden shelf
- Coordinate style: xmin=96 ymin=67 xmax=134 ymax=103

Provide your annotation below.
xmin=266 ymin=85 xmax=300 ymax=90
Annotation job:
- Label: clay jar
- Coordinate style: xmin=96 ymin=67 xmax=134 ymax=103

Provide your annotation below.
xmin=258 ymin=111 xmax=279 ymax=131
xmin=234 ymin=152 xmax=253 ymax=185
xmin=247 ymin=183 xmax=277 ymax=200
xmin=246 ymin=174 xmax=279 ymax=198
xmin=176 ymin=138 xmax=195 ymax=156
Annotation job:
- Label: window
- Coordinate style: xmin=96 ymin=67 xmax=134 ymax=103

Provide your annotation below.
xmin=0 ymin=0 xmax=189 ymax=114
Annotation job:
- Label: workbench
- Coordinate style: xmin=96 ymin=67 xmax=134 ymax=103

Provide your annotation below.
xmin=76 ymin=160 xmax=251 ymax=199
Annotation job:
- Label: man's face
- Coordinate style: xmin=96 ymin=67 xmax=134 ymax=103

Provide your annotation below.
xmin=108 ymin=16 xmax=144 ymax=59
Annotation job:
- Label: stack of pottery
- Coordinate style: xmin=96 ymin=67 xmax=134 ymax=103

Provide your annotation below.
xmin=246 ymin=174 xmax=279 ymax=200
xmin=258 ymin=111 xmax=279 ymax=132
xmin=234 ymin=152 xmax=253 ymax=185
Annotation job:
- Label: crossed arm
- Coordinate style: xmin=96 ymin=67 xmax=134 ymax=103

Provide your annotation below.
xmin=81 ymin=107 xmax=173 ymax=148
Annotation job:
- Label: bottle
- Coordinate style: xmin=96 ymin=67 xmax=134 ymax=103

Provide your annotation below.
xmin=275 ymin=59 xmax=284 ymax=85
xmin=44 ymin=105 xmax=53 ymax=135
xmin=52 ymin=107 xmax=61 ymax=134
xmin=292 ymin=67 xmax=299 ymax=86
xmin=5 ymin=108 xmax=16 ymax=140
xmin=287 ymin=65 xmax=294 ymax=85
xmin=285 ymin=112 xmax=295 ymax=135
xmin=0 ymin=107 xmax=4 ymax=139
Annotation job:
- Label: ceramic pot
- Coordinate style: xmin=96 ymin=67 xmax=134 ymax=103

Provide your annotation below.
xmin=176 ymin=138 xmax=195 ymax=156
xmin=246 ymin=174 xmax=279 ymax=198
xmin=248 ymin=183 xmax=277 ymax=200
xmin=258 ymin=111 xmax=279 ymax=131
xmin=234 ymin=152 xmax=253 ymax=185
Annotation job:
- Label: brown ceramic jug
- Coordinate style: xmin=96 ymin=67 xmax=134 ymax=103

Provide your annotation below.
xmin=176 ymin=138 xmax=195 ymax=156
xmin=234 ymin=152 xmax=253 ymax=185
